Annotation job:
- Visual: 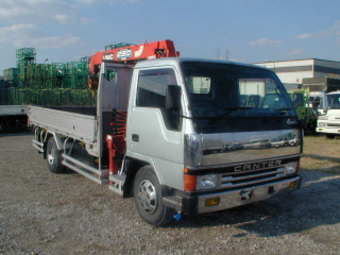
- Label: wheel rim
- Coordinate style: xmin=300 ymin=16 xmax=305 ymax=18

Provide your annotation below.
xmin=137 ymin=179 xmax=157 ymax=214
xmin=47 ymin=147 xmax=54 ymax=166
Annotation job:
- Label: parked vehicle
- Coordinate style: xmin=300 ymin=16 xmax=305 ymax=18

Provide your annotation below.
xmin=262 ymin=89 xmax=317 ymax=132
xmin=270 ymin=137 xmax=287 ymax=148
xmin=28 ymin=42 xmax=303 ymax=226
xmin=0 ymin=105 xmax=27 ymax=133
xmin=309 ymin=91 xmax=328 ymax=115
xmin=316 ymin=91 xmax=340 ymax=138
xmin=287 ymin=89 xmax=317 ymax=132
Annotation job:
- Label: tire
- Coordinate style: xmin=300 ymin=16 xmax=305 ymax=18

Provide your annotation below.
xmin=133 ymin=166 xmax=174 ymax=226
xmin=0 ymin=118 xmax=6 ymax=134
xmin=326 ymin=134 xmax=335 ymax=139
xmin=46 ymin=137 xmax=64 ymax=173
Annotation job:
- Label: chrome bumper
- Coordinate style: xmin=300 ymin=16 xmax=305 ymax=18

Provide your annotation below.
xmin=317 ymin=127 xmax=340 ymax=134
xmin=197 ymin=176 xmax=301 ymax=213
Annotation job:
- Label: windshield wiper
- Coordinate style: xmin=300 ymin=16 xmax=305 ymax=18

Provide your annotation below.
xmin=210 ymin=107 xmax=252 ymax=123
xmin=175 ymin=107 xmax=252 ymax=121
xmin=274 ymin=108 xmax=293 ymax=115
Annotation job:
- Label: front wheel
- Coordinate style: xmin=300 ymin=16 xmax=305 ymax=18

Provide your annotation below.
xmin=133 ymin=166 xmax=174 ymax=226
xmin=46 ymin=137 xmax=65 ymax=173
xmin=326 ymin=134 xmax=335 ymax=139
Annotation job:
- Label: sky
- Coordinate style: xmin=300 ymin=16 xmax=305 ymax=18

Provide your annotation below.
xmin=1 ymin=0 xmax=340 ymax=73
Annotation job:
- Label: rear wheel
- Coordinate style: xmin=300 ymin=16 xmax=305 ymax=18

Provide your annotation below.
xmin=133 ymin=166 xmax=174 ymax=226
xmin=46 ymin=137 xmax=64 ymax=173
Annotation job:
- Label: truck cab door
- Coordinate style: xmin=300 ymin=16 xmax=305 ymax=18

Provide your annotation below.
xmin=126 ymin=67 xmax=184 ymax=189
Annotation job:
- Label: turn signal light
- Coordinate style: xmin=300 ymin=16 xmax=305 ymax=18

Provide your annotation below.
xmin=184 ymin=174 xmax=196 ymax=191
xmin=289 ymin=181 xmax=297 ymax=189
xmin=205 ymin=197 xmax=220 ymax=207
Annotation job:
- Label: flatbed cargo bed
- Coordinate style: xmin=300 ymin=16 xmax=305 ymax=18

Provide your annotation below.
xmin=28 ymin=105 xmax=98 ymax=144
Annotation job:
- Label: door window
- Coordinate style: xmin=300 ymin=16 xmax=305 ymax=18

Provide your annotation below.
xmin=136 ymin=68 xmax=181 ymax=131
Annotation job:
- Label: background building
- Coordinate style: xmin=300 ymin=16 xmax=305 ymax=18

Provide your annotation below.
xmin=253 ymin=58 xmax=340 ymax=90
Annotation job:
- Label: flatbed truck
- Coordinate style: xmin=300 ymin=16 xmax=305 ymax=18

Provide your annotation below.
xmin=28 ymin=53 xmax=303 ymax=226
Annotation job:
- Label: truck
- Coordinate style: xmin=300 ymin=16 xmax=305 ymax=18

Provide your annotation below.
xmin=309 ymin=91 xmax=328 ymax=116
xmin=28 ymin=40 xmax=303 ymax=226
xmin=0 ymin=105 xmax=28 ymax=133
xmin=287 ymin=89 xmax=317 ymax=132
xmin=316 ymin=91 xmax=340 ymax=138
xmin=261 ymin=88 xmax=317 ymax=132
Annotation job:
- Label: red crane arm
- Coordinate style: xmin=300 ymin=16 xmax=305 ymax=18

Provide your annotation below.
xmin=89 ymin=39 xmax=179 ymax=74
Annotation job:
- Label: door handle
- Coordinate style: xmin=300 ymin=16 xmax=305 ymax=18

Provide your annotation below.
xmin=132 ymin=134 xmax=139 ymax=142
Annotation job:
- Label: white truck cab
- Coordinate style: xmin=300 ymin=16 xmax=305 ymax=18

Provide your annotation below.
xmin=309 ymin=91 xmax=328 ymax=116
xmin=317 ymin=91 xmax=340 ymax=138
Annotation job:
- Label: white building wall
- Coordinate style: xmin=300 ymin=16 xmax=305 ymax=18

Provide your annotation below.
xmin=254 ymin=58 xmax=340 ymax=84
xmin=253 ymin=59 xmax=315 ymax=84
xmin=254 ymin=59 xmax=314 ymax=69
xmin=275 ymin=71 xmax=313 ymax=84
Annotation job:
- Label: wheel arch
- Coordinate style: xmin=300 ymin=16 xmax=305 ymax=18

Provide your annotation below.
xmin=43 ymin=132 xmax=64 ymax=159
xmin=123 ymin=155 xmax=162 ymax=198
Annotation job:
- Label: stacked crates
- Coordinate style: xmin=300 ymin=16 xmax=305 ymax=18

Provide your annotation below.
xmin=1 ymin=47 xmax=97 ymax=106
xmin=34 ymin=64 xmax=48 ymax=88
xmin=16 ymin=48 xmax=36 ymax=65
xmin=105 ymin=42 xmax=133 ymax=51
xmin=26 ymin=63 xmax=36 ymax=87
xmin=3 ymin=68 xmax=18 ymax=82
xmin=17 ymin=48 xmax=36 ymax=87
xmin=48 ymin=63 xmax=66 ymax=88
xmin=65 ymin=62 xmax=88 ymax=89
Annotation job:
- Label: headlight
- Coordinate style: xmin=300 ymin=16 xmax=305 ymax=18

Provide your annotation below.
xmin=196 ymin=174 xmax=218 ymax=190
xmin=286 ymin=162 xmax=299 ymax=175
xmin=318 ymin=122 xmax=326 ymax=127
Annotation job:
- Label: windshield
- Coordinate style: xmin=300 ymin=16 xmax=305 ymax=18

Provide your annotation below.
xmin=181 ymin=61 xmax=295 ymax=118
xmin=309 ymin=95 xmax=324 ymax=109
xmin=327 ymin=94 xmax=340 ymax=109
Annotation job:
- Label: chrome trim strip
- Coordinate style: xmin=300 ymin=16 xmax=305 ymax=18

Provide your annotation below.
xmin=220 ymin=172 xmax=285 ymax=188
xmin=221 ymin=167 xmax=285 ymax=182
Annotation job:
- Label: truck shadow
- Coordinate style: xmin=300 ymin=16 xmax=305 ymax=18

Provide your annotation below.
xmin=0 ymin=131 xmax=32 ymax=137
xmin=169 ymin=172 xmax=340 ymax=237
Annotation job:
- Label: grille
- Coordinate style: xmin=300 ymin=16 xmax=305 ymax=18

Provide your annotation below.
xmin=220 ymin=167 xmax=286 ymax=188
xmin=327 ymin=123 xmax=340 ymax=127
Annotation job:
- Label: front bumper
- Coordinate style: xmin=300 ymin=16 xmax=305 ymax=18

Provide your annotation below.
xmin=196 ymin=176 xmax=301 ymax=213
xmin=161 ymin=176 xmax=301 ymax=214
xmin=316 ymin=126 xmax=340 ymax=135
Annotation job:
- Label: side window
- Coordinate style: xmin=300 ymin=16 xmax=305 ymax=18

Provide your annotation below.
xmin=292 ymin=94 xmax=303 ymax=107
xmin=136 ymin=68 xmax=181 ymax=131
xmin=136 ymin=68 xmax=176 ymax=108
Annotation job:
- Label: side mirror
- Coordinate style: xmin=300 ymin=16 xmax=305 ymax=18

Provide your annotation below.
xmin=165 ymin=85 xmax=181 ymax=112
xmin=105 ymin=69 xmax=116 ymax=81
